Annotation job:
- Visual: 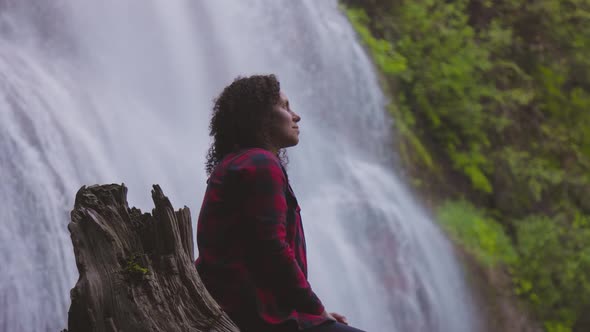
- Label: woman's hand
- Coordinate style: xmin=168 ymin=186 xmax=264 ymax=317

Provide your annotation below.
xmin=330 ymin=312 xmax=348 ymax=325
xmin=322 ymin=311 xmax=348 ymax=325
xmin=321 ymin=310 xmax=336 ymax=321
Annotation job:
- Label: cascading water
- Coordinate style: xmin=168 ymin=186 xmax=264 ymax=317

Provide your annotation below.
xmin=0 ymin=1 xmax=478 ymax=331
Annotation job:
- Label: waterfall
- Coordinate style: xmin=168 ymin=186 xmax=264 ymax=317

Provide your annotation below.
xmin=0 ymin=1 xmax=477 ymax=331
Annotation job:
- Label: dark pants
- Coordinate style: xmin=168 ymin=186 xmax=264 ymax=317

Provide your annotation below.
xmin=234 ymin=314 xmax=367 ymax=332
xmin=305 ymin=321 xmax=366 ymax=332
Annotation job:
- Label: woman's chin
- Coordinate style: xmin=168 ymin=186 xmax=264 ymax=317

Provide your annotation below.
xmin=284 ymin=141 xmax=298 ymax=149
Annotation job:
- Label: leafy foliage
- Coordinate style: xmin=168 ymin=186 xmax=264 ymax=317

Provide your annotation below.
xmin=437 ymin=200 xmax=517 ymax=267
xmin=343 ymin=0 xmax=590 ymax=330
xmin=514 ymin=214 xmax=590 ymax=331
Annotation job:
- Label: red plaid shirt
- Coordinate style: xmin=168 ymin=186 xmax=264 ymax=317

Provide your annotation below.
xmin=195 ymin=148 xmax=328 ymax=331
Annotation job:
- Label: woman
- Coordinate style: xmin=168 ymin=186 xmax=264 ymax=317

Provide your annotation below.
xmin=195 ymin=75 xmax=366 ymax=332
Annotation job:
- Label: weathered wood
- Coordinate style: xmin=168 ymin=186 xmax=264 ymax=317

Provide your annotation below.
xmin=65 ymin=184 xmax=239 ymax=332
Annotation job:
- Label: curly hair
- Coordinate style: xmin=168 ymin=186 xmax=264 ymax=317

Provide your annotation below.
xmin=205 ymin=74 xmax=289 ymax=175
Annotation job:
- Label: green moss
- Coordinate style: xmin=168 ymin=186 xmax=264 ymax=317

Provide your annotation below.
xmin=123 ymin=254 xmax=149 ymax=281
xmin=544 ymin=321 xmax=572 ymax=332
xmin=436 ymin=200 xmax=517 ymax=267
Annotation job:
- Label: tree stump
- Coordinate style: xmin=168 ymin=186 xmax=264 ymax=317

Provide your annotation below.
xmin=65 ymin=184 xmax=239 ymax=332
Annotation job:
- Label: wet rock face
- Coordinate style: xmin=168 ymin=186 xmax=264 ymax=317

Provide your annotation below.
xmin=65 ymin=183 xmax=239 ymax=332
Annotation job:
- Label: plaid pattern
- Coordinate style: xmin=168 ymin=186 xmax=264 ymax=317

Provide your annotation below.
xmin=195 ymin=148 xmax=328 ymax=331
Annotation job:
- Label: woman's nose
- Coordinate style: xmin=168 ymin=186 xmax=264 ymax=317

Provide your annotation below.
xmin=293 ymin=112 xmax=301 ymax=122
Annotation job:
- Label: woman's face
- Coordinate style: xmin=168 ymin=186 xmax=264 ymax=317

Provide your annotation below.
xmin=268 ymin=91 xmax=301 ymax=152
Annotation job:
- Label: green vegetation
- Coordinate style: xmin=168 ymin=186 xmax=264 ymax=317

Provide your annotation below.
xmin=437 ymin=200 xmax=517 ymax=267
xmin=342 ymin=0 xmax=590 ymax=330
xmin=123 ymin=253 xmax=149 ymax=281
xmin=515 ymin=214 xmax=590 ymax=331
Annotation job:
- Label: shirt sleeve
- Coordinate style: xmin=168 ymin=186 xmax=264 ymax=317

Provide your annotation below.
xmin=230 ymin=151 xmax=325 ymax=315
